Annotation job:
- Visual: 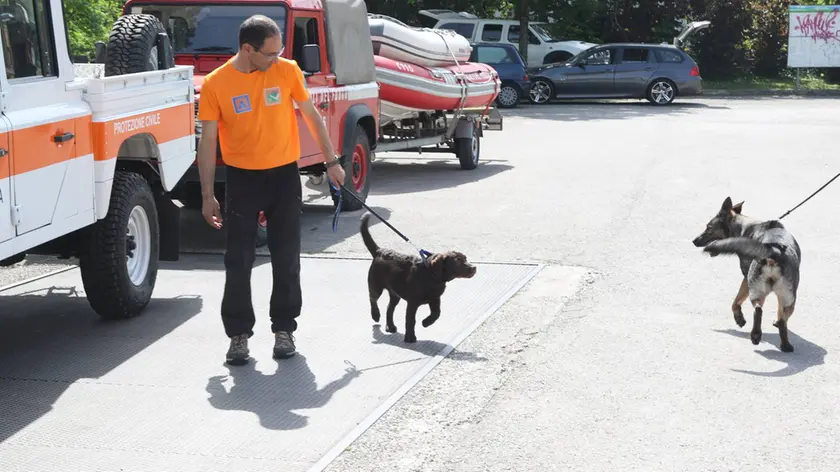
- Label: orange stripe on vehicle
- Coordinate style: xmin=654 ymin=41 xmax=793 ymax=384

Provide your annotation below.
xmin=0 ymin=132 xmax=9 ymax=180
xmin=74 ymin=114 xmax=93 ymax=158
xmin=92 ymin=103 xmax=193 ymax=161
xmin=10 ymin=118 xmax=78 ymax=176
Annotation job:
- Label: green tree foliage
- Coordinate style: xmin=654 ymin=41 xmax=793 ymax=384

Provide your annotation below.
xmin=64 ymin=0 xmax=839 ymax=80
xmin=64 ymin=0 xmax=124 ymax=60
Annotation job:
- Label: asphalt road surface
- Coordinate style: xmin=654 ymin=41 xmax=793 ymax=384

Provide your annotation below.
xmin=320 ymin=97 xmax=840 ymax=472
xmin=3 ymin=97 xmax=839 ymax=471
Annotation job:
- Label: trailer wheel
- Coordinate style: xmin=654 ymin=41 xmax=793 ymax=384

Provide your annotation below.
xmin=455 ymin=124 xmax=480 ymax=170
xmin=331 ymin=124 xmax=371 ymax=211
xmin=79 ymin=171 xmax=159 ymax=320
xmin=104 ymin=14 xmax=173 ymax=76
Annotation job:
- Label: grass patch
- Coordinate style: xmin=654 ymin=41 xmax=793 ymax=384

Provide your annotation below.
xmin=705 ymin=75 xmax=840 ymax=90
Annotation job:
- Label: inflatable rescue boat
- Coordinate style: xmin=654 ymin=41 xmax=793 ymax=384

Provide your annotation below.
xmin=374 ymin=55 xmax=500 ymax=114
xmin=368 ymin=14 xmax=472 ymax=67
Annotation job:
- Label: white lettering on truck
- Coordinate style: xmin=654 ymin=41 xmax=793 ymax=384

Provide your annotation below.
xmin=113 ymin=112 xmax=162 ymax=134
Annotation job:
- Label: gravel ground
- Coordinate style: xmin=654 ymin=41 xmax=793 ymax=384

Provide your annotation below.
xmin=0 ymin=256 xmax=76 ymax=289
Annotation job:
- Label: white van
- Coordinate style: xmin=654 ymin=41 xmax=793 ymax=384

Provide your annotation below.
xmin=417 ymin=9 xmax=597 ymax=67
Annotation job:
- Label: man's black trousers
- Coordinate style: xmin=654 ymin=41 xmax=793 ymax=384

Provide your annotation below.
xmin=220 ymin=162 xmax=302 ymax=338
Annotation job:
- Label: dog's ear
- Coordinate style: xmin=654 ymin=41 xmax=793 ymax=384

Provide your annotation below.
xmin=429 ymin=254 xmax=447 ymax=280
xmin=732 ymin=201 xmax=744 ymax=214
xmin=720 ymin=196 xmax=733 ymax=213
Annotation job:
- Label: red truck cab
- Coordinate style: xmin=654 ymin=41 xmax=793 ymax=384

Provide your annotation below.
xmin=121 ymin=0 xmax=380 ymax=229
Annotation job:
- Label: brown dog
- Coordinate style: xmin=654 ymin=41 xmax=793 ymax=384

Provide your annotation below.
xmin=360 ymin=212 xmax=476 ymax=342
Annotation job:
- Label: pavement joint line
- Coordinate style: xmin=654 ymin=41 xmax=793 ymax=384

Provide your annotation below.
xmin=0 ymin=265 xmax=78 ymax=293
xmin=180 ymin=249 xmax=545 ymax=267
xmin=1 ymin=253 xmax=548 ymax=293
xmin=307 ymin=262 xmax=546 ymax=472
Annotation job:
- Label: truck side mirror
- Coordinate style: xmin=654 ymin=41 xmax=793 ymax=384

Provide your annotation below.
xmin=302 ymin=44 xmax=321 ymax=75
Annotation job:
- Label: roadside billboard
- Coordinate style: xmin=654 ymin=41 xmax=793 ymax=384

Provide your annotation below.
xmin=787 ymin=5 xmax=840 ymax=68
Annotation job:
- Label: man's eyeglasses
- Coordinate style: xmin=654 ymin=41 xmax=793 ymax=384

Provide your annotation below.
xmin=251 ymin=44 xmax=285 ymax=58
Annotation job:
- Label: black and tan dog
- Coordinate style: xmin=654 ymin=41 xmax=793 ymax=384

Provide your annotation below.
xmin=693 ymin=197 xmax=802 ymax=352
xmin=360 ymin=212 xmax=476 ymax=343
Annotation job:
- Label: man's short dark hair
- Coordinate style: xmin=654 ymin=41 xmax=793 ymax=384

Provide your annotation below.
xmin=239 ymin=15 xmax=281 ymax=49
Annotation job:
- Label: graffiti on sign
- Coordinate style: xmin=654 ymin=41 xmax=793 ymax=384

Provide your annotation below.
xmin=787 ymin=5 xmax=840 ymax=67
xmin=794 ymin=10 xmax=840 ymax=42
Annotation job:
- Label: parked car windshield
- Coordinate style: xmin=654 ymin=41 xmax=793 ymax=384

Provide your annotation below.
xmin=531 ymin=24 xmax=561 ymax=43
xmin=124 ymin=4 xmax=288 ymax=55
xmin=566 ymin=46 xmax=598 ymax=64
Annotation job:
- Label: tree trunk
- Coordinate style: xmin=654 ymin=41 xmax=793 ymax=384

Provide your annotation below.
xmin=518 ymin=0 xmax=529 ymax=64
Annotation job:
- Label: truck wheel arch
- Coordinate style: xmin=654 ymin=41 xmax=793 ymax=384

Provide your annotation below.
xmin=108 ymin=133 xmax=180 ymax=263
xmin=340 ymin=104 xmax=377 ymax=157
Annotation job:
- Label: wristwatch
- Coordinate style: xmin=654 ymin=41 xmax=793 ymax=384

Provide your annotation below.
xmin=324 ymin=155 xmax=341 ymax=168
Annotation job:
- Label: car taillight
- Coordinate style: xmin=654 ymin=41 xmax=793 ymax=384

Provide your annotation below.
xmin=523 ymin=74 xmax=529 ymax=81
xmin=690 ymin=65 xmax=700 ymax=77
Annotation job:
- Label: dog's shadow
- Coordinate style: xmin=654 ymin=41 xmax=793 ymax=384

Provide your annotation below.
xmin=370 ymin=324 xmax=489 ymax=362
xmin=714 ymin=328 xmax=827 ymax=377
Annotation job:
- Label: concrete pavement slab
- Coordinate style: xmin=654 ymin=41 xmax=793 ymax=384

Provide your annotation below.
xmin=0 ymin=254 xmax=543 ymax=471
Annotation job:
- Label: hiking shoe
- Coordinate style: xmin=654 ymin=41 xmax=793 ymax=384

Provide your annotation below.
xmin=273 ymin=331 xmax=296 ymax=359
xmin=226 ymin=334 xmax=250 ymax=365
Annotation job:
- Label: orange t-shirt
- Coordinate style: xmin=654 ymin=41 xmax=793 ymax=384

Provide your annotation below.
xmin=197 ymin=58 xmax=310 ymax=170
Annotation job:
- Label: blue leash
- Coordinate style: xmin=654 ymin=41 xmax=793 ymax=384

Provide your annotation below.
xmin=330 ymin=180 xmax=433 ymax=265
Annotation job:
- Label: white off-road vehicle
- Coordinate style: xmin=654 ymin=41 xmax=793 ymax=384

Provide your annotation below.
xmin=417 ymin=9 xmax=597 ymax=66
xmin=0 ymin=1 xmax=195 ymax=320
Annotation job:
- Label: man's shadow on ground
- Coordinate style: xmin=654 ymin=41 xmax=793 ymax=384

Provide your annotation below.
xmin=205 ymin=354 xmax=360 ymax=431
xmin=714 ymin=328 xmax=827 ymax=377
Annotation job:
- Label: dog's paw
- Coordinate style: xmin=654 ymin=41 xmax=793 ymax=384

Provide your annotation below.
xmin=371 ymin=312 xmax=380 ymax=323
xmin=733 ymin=312 xmax=746 ymax=328
xmin=750 ymin=330 xmax=762 ymax=345
xmin=780 ymin=342 xmax=794 ymax=353
xmin=422 ymin=316 xmax=438 ymax=328
xmin=703 ymin=248 xmax=719 ymax=257
xmin=386 ymin=324 xmax=398 ymax=334
xmin=404 ymin=333 xmax=417 ymax=343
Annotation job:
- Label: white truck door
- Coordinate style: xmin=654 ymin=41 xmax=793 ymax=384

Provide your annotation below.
xmin=0 ymin=117 xmax=12 ymax=244
xmin=0 ymin=0 xmax=93 ymax=236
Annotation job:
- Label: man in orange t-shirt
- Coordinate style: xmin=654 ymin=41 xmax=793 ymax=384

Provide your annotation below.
xmin=197 ymin=14 xmax=344 ymax=366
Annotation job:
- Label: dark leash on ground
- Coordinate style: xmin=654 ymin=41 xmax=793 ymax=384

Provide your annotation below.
xmin=778 ymin=170 xmax=840 ymax=220
xmin=329 ymin=180 xmax=434 ymax=265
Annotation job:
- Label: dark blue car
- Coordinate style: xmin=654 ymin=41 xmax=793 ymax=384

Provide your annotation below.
xmin=469 ymin=42 xmax=530 ymax=108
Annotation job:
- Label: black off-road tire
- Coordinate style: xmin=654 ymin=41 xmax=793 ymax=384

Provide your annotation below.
xmin=79 ymin=172 xmax=160 ymax=320
xmin=455 ymin=122 xmax=480 ymax=170
xmin=104 ymin=14 xmax=174 ymax=76
xmin=330 ymin=124 xmax=372 ymax=211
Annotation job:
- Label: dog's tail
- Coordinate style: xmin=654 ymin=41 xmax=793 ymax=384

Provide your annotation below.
xmin=360 ymin=212 xmax=380 ymax=256
xmin=703 ymin=237 xmax=784 ymax=261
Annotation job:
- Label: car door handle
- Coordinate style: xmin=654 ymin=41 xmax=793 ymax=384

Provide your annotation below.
xmin=644 ymin=67 xmax=655 ymax=71
xmin=0 ymin=148 xmax=7 ymax=157
xmin=53 ymin=132 xmax=75 ymax=143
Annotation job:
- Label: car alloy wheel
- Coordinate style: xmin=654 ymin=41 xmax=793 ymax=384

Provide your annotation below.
xmin=496 ymin=85 xmax=520 ymax=108
xmin=649 ymin=80 xmax=675 ymax=105
xmin=529 ymin=79 xmax=553 ymax=104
